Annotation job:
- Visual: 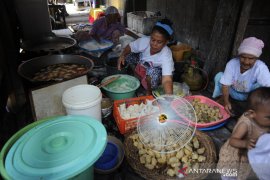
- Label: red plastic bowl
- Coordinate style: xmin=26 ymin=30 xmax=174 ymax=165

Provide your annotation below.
xmin=183 ymin=95 xmax=230 ymax=128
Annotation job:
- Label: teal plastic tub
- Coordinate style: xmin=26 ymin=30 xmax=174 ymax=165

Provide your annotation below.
xmin=101 ymin=75 xmax=140 ymax=100
xmin=0 ymin=115 xmax=107 ymax=180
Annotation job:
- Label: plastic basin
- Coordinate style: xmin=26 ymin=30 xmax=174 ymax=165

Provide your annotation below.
xmin=101 ymin=75 xmax=140 ymax=100
xmin=78 ymin=39 xmax=113 ymax=53
xmin=94 ymin=142 xmax=118 ymax=170
xmin=0 ymin=115 xmax=107 ymax=180
xmin=0 ymin=117 xmax=53 ymax=180
xmin=94 ymin=136 xmax=125 ymax=174
xmin=198 ymin=121 xmax=228 ymax=131
xmin=184 ymin=95 xmax=230 ymax=128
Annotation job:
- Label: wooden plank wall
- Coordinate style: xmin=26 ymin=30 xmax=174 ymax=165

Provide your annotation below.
xmin=245 ymin=0 xmax=270 ymax=67
xmin=232 ymin=0 xmax=253 ymax=57
xmin=204 ymin=0 xmax=242 ymax=78
xmin=147 ymin=0 xmax=219 ymax=63
xmin=146 ymin=0 xmax=270 ymax=80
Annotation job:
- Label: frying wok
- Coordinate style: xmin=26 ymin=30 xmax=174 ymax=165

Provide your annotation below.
xmin=18 ymin=55 xmax=94 ymax=83
xmin=21 ymin=36 xmax=76 ymax=52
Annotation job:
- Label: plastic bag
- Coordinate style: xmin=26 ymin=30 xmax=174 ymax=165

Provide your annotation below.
xmin=152 ymin=82 xmax=190 ymax=98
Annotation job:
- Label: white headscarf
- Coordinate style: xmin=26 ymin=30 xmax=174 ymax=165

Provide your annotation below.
xmin=238 ymin=37 xmax=264 ymax=57
xmin=248 ymin=133 xmax=270 ymax=180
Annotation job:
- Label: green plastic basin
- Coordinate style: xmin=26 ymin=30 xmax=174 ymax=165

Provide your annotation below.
xmin=101 ymin=75 xmax=140 ymax=100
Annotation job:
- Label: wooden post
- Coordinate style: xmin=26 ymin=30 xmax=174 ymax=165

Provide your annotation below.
xmin=231 ymin=0 xmax=253 ymax=57
xmin=203 ymin=0 xmax=242 ymax=80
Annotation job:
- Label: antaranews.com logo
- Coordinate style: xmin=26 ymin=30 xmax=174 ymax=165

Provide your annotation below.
xmin=178 ymin=167 xmax=237 ymax=178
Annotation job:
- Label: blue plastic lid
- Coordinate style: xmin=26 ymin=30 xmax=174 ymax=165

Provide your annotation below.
xmin=5 ymin=115 xmax=107 ymax=180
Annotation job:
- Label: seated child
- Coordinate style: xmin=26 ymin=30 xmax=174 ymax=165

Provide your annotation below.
xmin=217 ymin=87 xmax=270 ymax=180
xmin=248 ymin=133 xmax=270 ymax=180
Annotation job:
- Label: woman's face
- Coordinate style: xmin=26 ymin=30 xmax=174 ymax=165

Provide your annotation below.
xmin=150 ymin=31 xmax=168 ymax=54
xmin=239 ymin=53 xmax=257 ymax=72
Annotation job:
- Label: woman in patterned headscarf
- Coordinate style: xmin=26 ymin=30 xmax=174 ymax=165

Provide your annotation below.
xmin=75 ymin=6 xmax=125 ymax=44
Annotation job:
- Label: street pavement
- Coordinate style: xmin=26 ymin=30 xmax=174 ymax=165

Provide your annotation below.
xmin=65 ymin=3 xmax=90 ymax=25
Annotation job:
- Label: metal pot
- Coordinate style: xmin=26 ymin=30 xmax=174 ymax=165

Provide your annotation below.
xmin=18 ymin=55 xmax=94 ymax=83
xmin=21 ymin=36 xmax=76 ymax=53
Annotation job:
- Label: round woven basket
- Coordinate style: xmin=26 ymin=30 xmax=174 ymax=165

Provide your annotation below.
xmin=124 ymin=130 xmax=217 ymax=180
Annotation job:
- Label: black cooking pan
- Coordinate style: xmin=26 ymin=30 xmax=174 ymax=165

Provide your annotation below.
xmin=18 ymin=55 xmax=94 ymax=83
xmin=21 ymin=36 xmax=76 ymax=52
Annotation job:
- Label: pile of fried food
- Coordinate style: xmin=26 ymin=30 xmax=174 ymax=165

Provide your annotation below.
xmin=32 ymin=63 xmax=88 ymax=81
xmin=191 ymin=98 xmax=223 ymax=123
xmin=129 ymin=133 xmax=206 ymax=177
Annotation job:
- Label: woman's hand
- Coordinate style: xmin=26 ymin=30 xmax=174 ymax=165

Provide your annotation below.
xmin=117 ymin=45 xmax=131 ymax=70
xmin=222 ymin=85 xmax=234 ymax=116
xmin=117 ymin=55 xmax=125 ymax=70
xmin=74 ymin=31 xmax=91 ymax=41
xmin=92 ymin=34 xmax=101 ymax=43
xmin=224 ymin=100 xmax=233 ymax=115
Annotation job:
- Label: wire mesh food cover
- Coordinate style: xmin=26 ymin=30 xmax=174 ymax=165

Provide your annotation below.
xmin=137 ymin=95 xmax=197 ymax=153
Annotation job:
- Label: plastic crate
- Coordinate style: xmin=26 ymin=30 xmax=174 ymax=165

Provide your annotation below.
xmin=127 ymin=11 xmax=161 ymax=35
xmin=113 ymin=95 xmax=155 ymax=134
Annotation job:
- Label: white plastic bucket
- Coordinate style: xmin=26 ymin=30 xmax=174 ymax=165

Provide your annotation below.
xmin=62 ymin=85 xmax=102 ymax=121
